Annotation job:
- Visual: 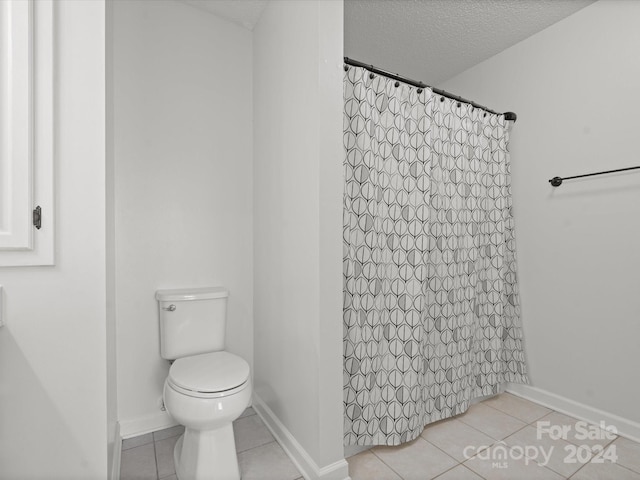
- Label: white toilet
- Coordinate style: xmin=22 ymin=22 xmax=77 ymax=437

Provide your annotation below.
xmin=156 ymin=287 xmax=251 ymax=480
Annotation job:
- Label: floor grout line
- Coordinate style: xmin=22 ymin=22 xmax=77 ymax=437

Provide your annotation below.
xmin=567 ymin=457 xmax=590 ymax=479
xmin=479 ymin=399 xmax=551 ymax=425
xmin=152 ymin=435 xmax=159 ymax=480
xmin=121 ymin=440 xmax=155 ymax=451
xmin=456 ymin=410 xmax=530 ymax=443
xmin=615 ymin=463 xmax=640 ymax=477
xmin=456 ymin=461 xmax=489 ymax=480
xmin=369 ymin=434 xmax=480 ymax=480
xmin=369 ymin=447 xmax=406 ymax=479
xmin=533 ymin=410 xmax=620 ymax=452
xmin=235 ymin=438 xmax=279 ymax=456
xmin=152 ymin=435 xmax=279 ymax=456
xmin=420 ymin=435 xmax=468 ymax=466
xmin=429 ymin=461 xmax=462 ymax=479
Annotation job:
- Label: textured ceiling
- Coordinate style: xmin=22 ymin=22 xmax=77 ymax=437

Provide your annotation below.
xmin=345 ymin=0 xmax=595 ymax=85
xmin=179 ymin=0 xmax=268 ymax=30
xmin=177 ymin=0 xmax=594 ymax=83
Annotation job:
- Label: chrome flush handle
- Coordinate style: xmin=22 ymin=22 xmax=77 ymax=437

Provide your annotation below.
xmin=163 ymin=304 xmax=176 ymax=312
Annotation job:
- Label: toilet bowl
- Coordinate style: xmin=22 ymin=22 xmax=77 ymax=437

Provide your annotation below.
xmin=163 ymin=351 xmax=251 ymax=480
xmin=156 ymin=287 xmax=251 ymax=480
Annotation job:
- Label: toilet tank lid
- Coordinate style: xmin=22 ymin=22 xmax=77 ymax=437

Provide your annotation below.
xmin=155 ymin=287 xmax=228 ymax=302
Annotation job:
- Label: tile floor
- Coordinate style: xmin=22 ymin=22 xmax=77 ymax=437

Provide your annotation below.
xmin=121 ymin=393 xmax=640 ymax=480
xmin=120 ymin=407 xmax=303 ymax=480
xmin=347 ymin=393 xmax=640 ymax=480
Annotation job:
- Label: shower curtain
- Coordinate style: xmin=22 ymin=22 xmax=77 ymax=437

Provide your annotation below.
xmin=343 ymin=66 xmax=528 ymax=446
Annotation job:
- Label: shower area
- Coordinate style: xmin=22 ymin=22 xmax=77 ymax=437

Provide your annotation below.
xmin=341 ymin=61 xmax=528 ymax=447
xmin=105 ymin=1 xmax=640 ymax=480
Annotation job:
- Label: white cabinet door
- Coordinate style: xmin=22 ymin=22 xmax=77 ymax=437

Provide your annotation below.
xmin=0 ymin=0 xmax=54 ymax=266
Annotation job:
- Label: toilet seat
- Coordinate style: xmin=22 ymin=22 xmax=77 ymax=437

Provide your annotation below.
xmin=168 ymin=351 xmax=250 ymax=399
xmin=167 ymin=378 xmax=249 ymax=399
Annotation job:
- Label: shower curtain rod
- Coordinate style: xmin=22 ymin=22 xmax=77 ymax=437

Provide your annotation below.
xmin=549 ymin=165 xmax=640 ymax=187
xmin=344 ymin=56 xmax=517 ymax=122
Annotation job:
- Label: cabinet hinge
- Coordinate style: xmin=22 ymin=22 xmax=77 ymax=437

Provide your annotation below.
xmin=33 ymin=206 xmax=42 ymax=230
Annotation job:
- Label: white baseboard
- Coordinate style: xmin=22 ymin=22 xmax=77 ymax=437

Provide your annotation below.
xmin=119 ymin=410 xmax=178 ymax=439
xmin=252 ymin=394 xmax=351 ymax=480
xmin=111 ymin=422 xmax=122 ymax=480
xmin=506 ymin=383 xmax=640 ymax=443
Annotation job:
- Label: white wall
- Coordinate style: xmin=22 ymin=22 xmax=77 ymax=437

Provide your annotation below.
xmin=253 ymin=0 xmax=346 ymax=472
xmin=106 ymin=0 xmax=119 ymax=476
xmin=0 ymin=1 xmax=110 ymax=477
xmin=113 ymin=0 xmax=253 ymax=433
xmin=440 ymin=0 xmax=640 ymax=424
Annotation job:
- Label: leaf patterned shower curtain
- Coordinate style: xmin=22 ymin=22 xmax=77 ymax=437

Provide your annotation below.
xmin=343 ymin=66 xmax=528 ymax=446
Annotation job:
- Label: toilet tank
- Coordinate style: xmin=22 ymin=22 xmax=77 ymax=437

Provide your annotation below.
xmin=156 ymin=287 xmax=229 ymax=360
